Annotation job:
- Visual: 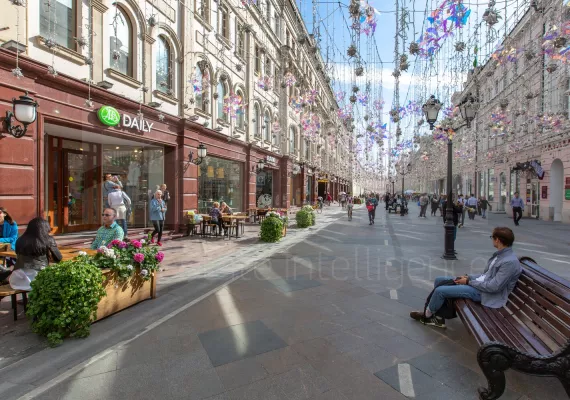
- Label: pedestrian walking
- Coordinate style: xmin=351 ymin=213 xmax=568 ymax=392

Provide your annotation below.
xmin=457 ymin=194 xmax=466 ymax=227
xmin=366 ymin=194 xmax=378 ymax=225
xmin=480 ymin=196 xmax=491 ymax=219
xmin=384 ymin=193 xmax=390 ymax=210
xmin=430 ymin=194 xmax=440 ymax=216
xmin=510 ymin=192 xmax=524 ymax=226
xmin=150 ymin=190 xmax=167 ymax=246
xmin=160 ymin=183 xmax=171 ymax=206
xmin=466 ymin=194 xmax=478 ymax=220
xmin=419 ymin=193 xmax=429 ymax=218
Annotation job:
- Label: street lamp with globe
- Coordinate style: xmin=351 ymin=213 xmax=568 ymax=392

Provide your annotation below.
xmin=422 ymin=95 xmax=443 ymax=130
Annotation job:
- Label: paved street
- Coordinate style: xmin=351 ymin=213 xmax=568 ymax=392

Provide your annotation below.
xmin=2 ymin=205 xmax=569 ymax=400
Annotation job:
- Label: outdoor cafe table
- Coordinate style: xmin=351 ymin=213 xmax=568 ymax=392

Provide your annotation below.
xmin=222 ymin=215 xmax=248 ymax=238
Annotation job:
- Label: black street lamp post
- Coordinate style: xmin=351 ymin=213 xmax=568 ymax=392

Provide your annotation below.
xmin=442 ymin=133 xmax=457 ymax=260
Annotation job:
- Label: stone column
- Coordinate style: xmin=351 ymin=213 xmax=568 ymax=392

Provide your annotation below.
xmin=91 ymin=1 xmax=108 ymax=84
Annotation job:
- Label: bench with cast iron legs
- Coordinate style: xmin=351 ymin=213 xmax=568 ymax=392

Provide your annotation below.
xmin=454 ymin=257 xmax=570 ymax=400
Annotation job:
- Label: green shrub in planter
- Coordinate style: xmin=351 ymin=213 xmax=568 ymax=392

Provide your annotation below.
xmin=311 ymin=211 xmax=316 ymax=225
xmin=296 ymin=209 xmax=312 ymax=228
xmin=260 ymin=216 xmax=283 ymax=242
xmin=27 ymin=260 xmax=106 ymax=346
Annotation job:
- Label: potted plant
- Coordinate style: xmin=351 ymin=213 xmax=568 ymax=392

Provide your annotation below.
xmin=260 ymin=212 xmax=284 ymax=242
xmin=27 ymin=259 xmax=107 ymax=346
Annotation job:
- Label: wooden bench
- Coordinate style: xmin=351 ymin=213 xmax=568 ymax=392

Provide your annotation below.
xmin=455 ymin=257 xmax=570 ymax=399
xmin=0 ymin=284 xmax=28 ymax=321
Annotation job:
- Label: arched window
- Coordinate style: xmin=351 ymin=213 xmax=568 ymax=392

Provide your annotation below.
xmin=217 ymin=79 xmax=227 ymax=121
xmin=195 ymin=62 xmax=210 ymax=113
xmin=40 ymin=0 xmax=75 ymax=49
xmin=289 ymin=127 xmax=296 ymax=154
xmin=264 ymin=111 xmax=271 ymax=141
xmin=156 ymin=36 xmax=172 ymax=94
xmin=253 ymin=104 xmax=260 ymax=138
xmin=236 ymin=90 xmax=245 ymax=130
xmin=110 ymin=5 xmax=133 ymax=76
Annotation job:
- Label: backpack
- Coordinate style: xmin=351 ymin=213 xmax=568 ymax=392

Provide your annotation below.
xmin=423 ymin=279 xmax=457 ymax=319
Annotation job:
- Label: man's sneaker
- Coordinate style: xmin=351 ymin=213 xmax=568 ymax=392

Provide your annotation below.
xmin=421 ymin=316 xmax=446 ymax=329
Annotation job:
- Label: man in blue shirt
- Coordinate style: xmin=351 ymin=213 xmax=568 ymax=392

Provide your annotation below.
xmin=510 ymin=192 xmax=524 ymax=226
xmin=410 ymin=227 xmax=521 ymax=328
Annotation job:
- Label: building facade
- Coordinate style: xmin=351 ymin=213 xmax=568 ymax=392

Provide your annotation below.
xmin=410 ymin=1 xmax=570 ymax=223
xmin=0 ymin=0 xmax=352 ymax=234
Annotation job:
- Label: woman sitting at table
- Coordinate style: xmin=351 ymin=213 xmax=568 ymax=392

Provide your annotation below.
xmin=209 ymin=202 xmax=223 ymax=234
xmin=220 ymin=202 xmax=233 ymax=215
xmin=15 ymin=217 xmax=62 ymax=272
xmin=0 ymin=207 xmax=18 ymax=251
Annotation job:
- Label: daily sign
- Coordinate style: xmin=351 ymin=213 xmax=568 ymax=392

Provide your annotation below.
xmin=97 ymin=106 xmax=154 ymax=132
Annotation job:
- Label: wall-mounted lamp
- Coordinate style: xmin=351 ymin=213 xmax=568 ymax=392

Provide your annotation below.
xmin=3 ymin=92 xmax=38 ymax=138
xmin=252 ymin=157 xmax=266 ymax=174
xmin=188 ymin=143 xmax=207 ymax=165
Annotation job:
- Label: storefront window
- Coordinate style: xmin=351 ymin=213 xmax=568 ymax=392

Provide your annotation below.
xmin=256 ymin=170 xmax=273 ymax=207
xmin=488 ymin=168 xmax=495 ymax=201
xmin=198 ymin=156 xmax=243 ymax=213
xmin=102 ymin=145 xmax=164 ymax=228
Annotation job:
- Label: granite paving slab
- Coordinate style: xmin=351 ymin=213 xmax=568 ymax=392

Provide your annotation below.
xmin=198 ymin=320 xmax=288 ymax=367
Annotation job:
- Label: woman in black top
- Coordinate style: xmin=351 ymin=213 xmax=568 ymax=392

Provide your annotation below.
xmin=14 ymin=217 xmax=62 ymax=272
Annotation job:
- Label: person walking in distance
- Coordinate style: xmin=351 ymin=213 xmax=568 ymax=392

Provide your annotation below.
xmin=419 ymin=193 xmax=429 ymax=218
xmin=108 ymin=185 xmax=131 ymax=237
xmin=466 ymin=194 xmax=478 ymax=220
xmin=480 ymin=196 xmax=491 ymax=219
xmin=150 ymin=190 xmax=167 ymax=246
xmin=160 ymin=184 xmax=170 ymax=206
xmin=384 ymin=192 xmax=390 ymax=210
xmin=430 ymin=194 xmax=440 ymax=216
xmin=510 ymin=192 xmax=524 ymax=226
xmin=457 ymin=194 xmax=466 ymax=227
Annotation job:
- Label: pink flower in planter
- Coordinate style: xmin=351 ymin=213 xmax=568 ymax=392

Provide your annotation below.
xmin=155 ymin=252 xmax=165 ymax=262
xmin=118 ymin=241 xmax=128 ymax=249
xmin=110 ymin=239 xmax=122 ymax=247
xmin=133 ymin=253 xmax=145 ymax=263
xmin=131 ymin=240 xmax=142 ymax=249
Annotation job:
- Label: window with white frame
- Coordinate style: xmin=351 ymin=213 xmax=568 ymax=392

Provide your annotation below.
xmin=253 ymin=104 xmax=261 ymax=137
xmin=264 ymin=111 xmax=271 ymax=141
xmin=289 ymin=126 xmax=296 ymax=154
xmin=236 ymin=24 xmax=245 ymax=59
xmin=254 ymin=45 xmax=261 ymax=75
xmin=196 ymin=0 xmax=210 ymax=24
xmin=236 ymin=89 xmax=245 ymax=130
xmin=217 ymin=79 xmax=228 ymax=121
xmin=109 ymin=5 xmax=133 ymax=76
xmin=220 ymin=6 xmax=230 ymax=40
xmin=40 ymin=0 xmax=75 ymax=49
xmin=156 ymin=36 xmax=172 ymax=94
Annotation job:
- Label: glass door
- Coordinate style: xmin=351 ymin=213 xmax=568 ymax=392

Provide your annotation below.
xmin=63 ymin=150 xmax=97 ymax=232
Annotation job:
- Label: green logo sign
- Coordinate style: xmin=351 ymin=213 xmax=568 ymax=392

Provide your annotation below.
xmin=97 ymin=106 xmax=121 ymax=127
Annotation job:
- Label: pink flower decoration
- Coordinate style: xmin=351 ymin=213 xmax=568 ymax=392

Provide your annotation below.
xmin=155 ymin=252 xmax=165 ymax=262
xmin=131 ymin=240 xmax=142 ymax=249
xmin=119 ymin=241 xmax=128 ymax=249
xmin=133 ymin=253 xmax=145 ymax=263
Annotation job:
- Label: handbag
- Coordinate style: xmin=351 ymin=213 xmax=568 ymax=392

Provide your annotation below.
xmin=423 ymin=279 xmax=458 ymax=319
xmin=9 ymin=268 xmax=37 ymax=291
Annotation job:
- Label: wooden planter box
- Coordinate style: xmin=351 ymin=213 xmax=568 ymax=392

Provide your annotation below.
xmin=95 ymin=269 xmax=157 ymax=321
xmin=282 ymin=225 xmax=287 ymax=237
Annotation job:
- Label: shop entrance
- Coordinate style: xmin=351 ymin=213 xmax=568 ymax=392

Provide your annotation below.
xmin=47 ymin=137 xmax=101 ymax=233
xmin=45 ymin=124 xmax=165 ymax=234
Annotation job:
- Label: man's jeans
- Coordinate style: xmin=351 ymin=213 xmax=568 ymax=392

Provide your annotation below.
xmin=460 ymin=208 xmax=466 ymax=225
xmin=427 ymin=276 xmax=481 ymax=314
xmin=482 ymin=209 xmax=487 ymax=218
xmin=419 ymin=204 xmax=428 ymax=217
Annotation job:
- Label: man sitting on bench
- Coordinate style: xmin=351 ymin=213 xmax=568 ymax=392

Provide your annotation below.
xmin=410 ymin=227 xmax=522 ymax=328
